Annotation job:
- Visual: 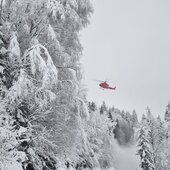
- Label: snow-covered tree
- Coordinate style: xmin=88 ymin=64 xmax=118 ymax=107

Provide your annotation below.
xmin=100 ymin=101 xmax=107 ymax=114
xmin=82 ymin=110 xmax=116 ymax=169
xmin=139 ymin=109 xmax=169 ymax=170
xmin=0 ymin=0 xmax=93 ymax=169
xmin=131 ymin=110 xmax=138 ymax=127
xmin=165 ymin=101 xmax=170 ymax=122
xmin=137 ymin=126 xmax=155 ymax=170
xmin=88 ymin=101 xmax=97 ymax=113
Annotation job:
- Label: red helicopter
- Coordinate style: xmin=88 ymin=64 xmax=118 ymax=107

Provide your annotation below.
xmin=95 ymin=80 xmax=116 ymax=90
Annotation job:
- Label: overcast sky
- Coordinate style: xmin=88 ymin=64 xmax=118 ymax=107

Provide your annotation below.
xmin=81 ymin=0 xmax=170 ymax=118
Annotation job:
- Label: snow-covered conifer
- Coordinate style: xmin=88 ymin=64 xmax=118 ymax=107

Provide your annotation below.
xmin=137 ymin=126 xmax=155 ymax=170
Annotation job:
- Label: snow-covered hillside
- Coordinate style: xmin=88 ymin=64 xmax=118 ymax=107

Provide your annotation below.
xmin=0 ymin=1 xmax=170 ymax=170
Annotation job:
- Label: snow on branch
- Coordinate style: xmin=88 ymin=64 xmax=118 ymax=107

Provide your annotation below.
xmin=47 ymin=0 xmax=65 ymax=21
xmin=0 ymin=65 xmax=4 ymax=74
xmin=0 ymin=127 xmax=26 ymax=170
xmin=24 ymin=38 xmax=58 ymax=89
xmin=76 ymin=96 xmax=89 ymax=120
xmin=8 ymin=32 xmax=20 ymax=64
xmin=6 ymin=69 xmax=33 ymax=103
xmin=35 ymin=88 xmax=56 ymax=107
xmin=47 ymin=24 xmax=56 ymax=40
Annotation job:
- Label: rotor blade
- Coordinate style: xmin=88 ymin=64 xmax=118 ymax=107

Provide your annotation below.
xmin=93 ymin=79 xmax=104 ymax=82
xmin=105 ymin=78 xmax=114 ymax=82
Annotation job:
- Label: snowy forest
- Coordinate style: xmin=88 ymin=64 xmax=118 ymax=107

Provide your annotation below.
xmin=0 ymin=0 xmax=170 ymax=170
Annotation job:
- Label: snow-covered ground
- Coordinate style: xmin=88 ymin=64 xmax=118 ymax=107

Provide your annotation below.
xmin=113 ymin=140 xmax=142 ymax=170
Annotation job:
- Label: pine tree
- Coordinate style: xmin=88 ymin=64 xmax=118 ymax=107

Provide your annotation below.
xmin=108 ymin=108 xmax=113 ymax=120
xmin=145 ymin=108 xmax=161 ymax=169
xmin=153 ymin=116 xmax=167 ymax=170
xmin=88 ymin=101 xmax=97 ymax=112
xmin=132 ymin=110 xmax=138 ymax=127
xmin=157 ymin=104 xmax=170 ymax=170
xmin=100 ymin=101 xmax=107 ymax=114
xmin=165 ymin=101 xmax=170 ymax=122
xmin=155 ymin=116 xmax=164 ymax=147
xmin=141 ymin=114 xmax=147 ymax=123
xmin=137 ymin=126 xmax=155 ymax=170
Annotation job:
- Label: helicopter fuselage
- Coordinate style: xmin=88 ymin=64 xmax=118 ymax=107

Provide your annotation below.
xmin=99 ymin=82 xmax=116 ymax=90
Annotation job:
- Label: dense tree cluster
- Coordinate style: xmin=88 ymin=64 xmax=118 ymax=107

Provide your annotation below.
xmin=99 ymin=102 xmax=139 ymax=146
xmin=0 ymin=1 xmax=118 ymax=170
xmin=0 ymin=0 xmax=95 ymax=169
xmin=137 ymin=105 xmax=170 ymax=170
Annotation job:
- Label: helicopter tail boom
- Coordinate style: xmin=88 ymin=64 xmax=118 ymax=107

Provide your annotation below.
xmin=108 ymin=86 xmax=116 ymax=90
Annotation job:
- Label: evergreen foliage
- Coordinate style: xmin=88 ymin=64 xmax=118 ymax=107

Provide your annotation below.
xmin=137 ymin=126 xmax=155 ymax=170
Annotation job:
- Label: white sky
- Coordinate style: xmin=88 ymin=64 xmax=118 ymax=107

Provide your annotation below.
xmin=81 ymin=0 xmax=170 ymax=118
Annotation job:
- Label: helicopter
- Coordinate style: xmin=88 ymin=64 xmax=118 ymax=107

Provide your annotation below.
xmin=95 ymin=80 xmax=116 ymax=90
